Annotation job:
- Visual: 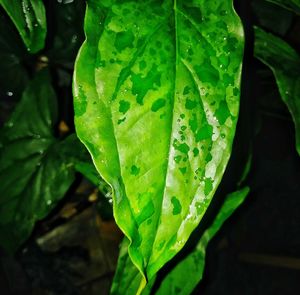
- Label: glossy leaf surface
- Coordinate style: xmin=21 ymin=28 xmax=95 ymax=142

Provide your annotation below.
xmin=254 ymin=27 xmax=300 ymax=156
xmin=0 ymin=0 xmax=46 ymax=53
xmin=0 ymin=71 xmax=82 ymax=253
xmin=74 ymin=0 xmax=244 ymax=285
xmin=266 ymin=0 xmax=300 ymax=14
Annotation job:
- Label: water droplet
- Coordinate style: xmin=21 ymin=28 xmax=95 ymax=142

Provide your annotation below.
xmin=6 ymin=91 xmax=13 ymax=97
xmin=47 ymin=200 xmax=52 ymax=206
xmin=220 ymin=10 xmax=228 ymax=16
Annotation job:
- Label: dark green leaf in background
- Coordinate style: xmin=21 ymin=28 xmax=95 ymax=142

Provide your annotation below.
xmin=111 ymin=187 xmax=249 ymax=295
xmin=266 ymin=0 xmax=300 ymax=14
xmin=252 ymin=0 xmax=294 ymax=36
xmin=254 ymin=26 xmax=300 ymax=155
xmin=46 ymin=0 xmax=85 ymax=64
xmin=74 ymin=0 xmax=244 ymax=289
xmin=0 ymin=70 xmax=83 ymax=253
xmin=0 ymin=0 xmax=47 ymax=53
xmin=0 ymin=11 xmax=30 ymax=113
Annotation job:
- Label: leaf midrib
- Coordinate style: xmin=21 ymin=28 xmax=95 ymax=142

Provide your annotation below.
xmin=146 ymin=0 xmax=179 ymax=276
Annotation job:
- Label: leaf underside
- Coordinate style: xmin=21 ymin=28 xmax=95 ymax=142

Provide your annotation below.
xmin=74 ymin=0 xmax=244 ymax=286
xmin=254 ymin=26 xmax=300 ymax=156
xmin=0 ymin=0 xmax=46 ymax=53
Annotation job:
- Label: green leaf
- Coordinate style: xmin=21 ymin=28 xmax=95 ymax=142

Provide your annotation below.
xmin=154 ymin=186 xmax=249 ymax=295
xmin=266 ymin=0 xmax=300 ymax=14
xmin=74 ymin=0 xmax=244 ymax=286
xmin=0 ymin=0 xmax=46 ymax=53
xmin=111 ymin=187 xmax=249 ymax=295
xmin=254 ymin=26 xmax=300 ymax=156
xmin=0 ymin=70 xmax=81 ymax=253
xmin=111 ymin=237 xmax=156 ymax=295
xmin=111 ymin=238 xmax=146 ymax=295
xmin=252 ymin=0 xmax=294 ymax=36
xmin=75 ymin=161 xmax=102 ymax=187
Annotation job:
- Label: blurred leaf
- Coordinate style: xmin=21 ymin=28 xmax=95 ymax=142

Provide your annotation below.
xmin=0 ymin=11 xmax=30 ymax=102
xmin=266 ymin=0 xmax=300 ymax=14
xmin=254 ymin=26 xmax=300 ymax=155
xmin=0 ymin=0 xmax=46 ymax=53
xmin=74 ymin=0 xmax=244 ymax=288
xmin=46 ymin=0 xmax=85 ymax=64
xmin=252 ymin=0 xmax=294 ymax=35
xmin=0 ymin=70 xmax=84 ymax=253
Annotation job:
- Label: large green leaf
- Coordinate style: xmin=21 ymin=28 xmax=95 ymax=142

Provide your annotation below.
xmin=254 ymin=26 xmax=300 ymax=156
xmin=266 ymin=0 xmax=300 ymax=14
xmin=0 ymin=70 xmax=82 ymax=253
xmin=74 ymin=0 xmax=244 ymax=287
xmin=0 ymin=0 xmax=46 ymax=53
